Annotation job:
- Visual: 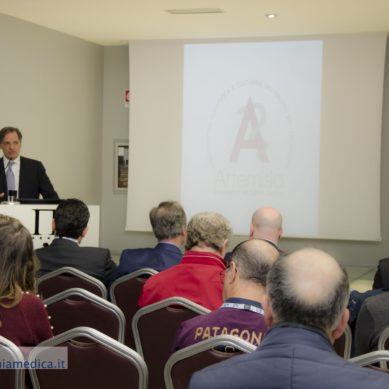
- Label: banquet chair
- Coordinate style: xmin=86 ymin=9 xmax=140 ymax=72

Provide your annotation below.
xmin=44 ymin=287 xmax=125 ymax=342
xmin=0 ymin=336 xmax=25 ymax=389
xmin=164 ymin=334 xmax=256 ymax=389
xmin=109 ymin=268 xmax=158 ymax=348
xmin=38 ymin=266 xmax=107 ymax=299
xmin=28 ymin=327 xmax=148 ymax=389
xmin=132 ymin=297 xmax=209 ymax=389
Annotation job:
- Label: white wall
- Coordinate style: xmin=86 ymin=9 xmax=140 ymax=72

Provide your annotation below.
xmin=0 ymin=14 xmax=103 ymax=204
xmin=101 ymin=46 xmax=156 ymax=253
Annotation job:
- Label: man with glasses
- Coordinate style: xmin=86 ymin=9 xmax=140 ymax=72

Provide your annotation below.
xmin=189 ymin=249 xmax=389 ymax=389
xmin=172 ymin=239 xmax=279 ymax=351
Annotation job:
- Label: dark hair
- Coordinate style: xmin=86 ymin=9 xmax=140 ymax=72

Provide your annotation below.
xmin=149 ymin=201 xmax=186 ymax=240
xmin=54 ymin=199 xmax=90 ymax=239
xmin=267 ymin=251 xmax=349 ymax=332
xmin=0 ymin=215 xmax=38 ymax=308
xmin=0 ymin=127 xmax=22 ymax=143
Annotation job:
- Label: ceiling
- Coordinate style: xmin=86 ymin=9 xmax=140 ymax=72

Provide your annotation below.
xmin=0 ymin=0 xmax=389 ymax=45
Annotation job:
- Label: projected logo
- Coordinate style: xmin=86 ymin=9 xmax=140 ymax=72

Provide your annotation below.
xmin=207 ymin=80 xmax=293 ymax=195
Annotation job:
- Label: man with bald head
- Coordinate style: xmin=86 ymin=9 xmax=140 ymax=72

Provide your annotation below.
xmin=172 ymin=239 xmax=279 ymax=351
xmin=226 ymin=207 xmax=283 ymax=262
xmin=189 ymin=248 xmax=389 ymax=389
xmin=249 ymin=207 xmax=283 ymax=251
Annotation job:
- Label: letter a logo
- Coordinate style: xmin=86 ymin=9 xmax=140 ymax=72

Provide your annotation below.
xmin=230 ymin=97 xmax=268 ymax=163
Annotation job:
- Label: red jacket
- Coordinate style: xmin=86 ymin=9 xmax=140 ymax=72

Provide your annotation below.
xmin=138 ymin=250 xmax=226 ymax=310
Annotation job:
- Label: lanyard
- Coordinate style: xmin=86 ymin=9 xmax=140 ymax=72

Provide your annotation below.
xmin=221 ymin=302 xmax=264 ymax=315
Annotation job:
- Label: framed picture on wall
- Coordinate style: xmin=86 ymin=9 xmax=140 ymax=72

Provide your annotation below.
xmin=114 ymin=140 xmax=129 ymax=192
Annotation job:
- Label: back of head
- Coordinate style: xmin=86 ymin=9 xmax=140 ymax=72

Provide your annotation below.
xmin=54 ymin=198 xmax=90 ymax=239
xmin=251 ymin=207 xmax=282 ymax=242
xmin=0 ymin=126 xmax=22 ymax=143
xmin=230 ymin=239 xmax=279 ymax=287
xmin=267 ymin=248 xmax=349 ymax=332
xmin=149 ymin=201 xmax=186 ymax=241
xmin=185 ymin=212 xmax=232 ymax=253
xmin=0 ymin=214 xmax=37 ymax=306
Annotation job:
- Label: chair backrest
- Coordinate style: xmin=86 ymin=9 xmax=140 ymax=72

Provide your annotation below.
xmin=132 ymin=297 xmax=210 ymax=389
xmin=44 ymin=288 xmax=125 ymax=342
xmin=0 ymin=336 xmax=25 ymax=389
xmin=333 ymin=324 xmax=352 ymax=359
xmin=38 ymin=266 xmax=107 ymax=299
xmin=28 ymin=326 xmax=148 ymax=389
xmin=164 ymin=334 xmax=256 ymax=389
xmin=349 ymin=350 xmax=389 ymax=373
xmin=109 ymin=268 xmax=158 ymax=349
xmin=378 ymin=325 xmax=389 ymax=369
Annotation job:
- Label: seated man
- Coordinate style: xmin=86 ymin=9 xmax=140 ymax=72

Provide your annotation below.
xmin=112 ymin=201 xmax=186 ymax=280
xmin=372 ymin=257 xmax=389 ymax=288
xmin=35 ymin=198 xmax=117 ymax=286
xmin=138 ymin=212 xmax=232 ymax=310
xmin=225 ymin=207 xmax=283 ymax=261
xmin=172 ymin=239 xmax=279 ymax=351
xmin=354 ymin=291 xmax=389 ymax=356
xmin=189 ymin=248 xmax=389 ymax=389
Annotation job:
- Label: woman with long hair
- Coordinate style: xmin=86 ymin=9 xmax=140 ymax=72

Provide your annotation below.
xmin=0 ymin=214 xmax=52 ymax=346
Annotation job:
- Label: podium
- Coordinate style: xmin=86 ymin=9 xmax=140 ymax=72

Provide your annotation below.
xmin=0 ymin=204 xmax=100 ymax=249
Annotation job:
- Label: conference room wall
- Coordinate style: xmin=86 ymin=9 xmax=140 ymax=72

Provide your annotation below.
xmin=101 ymin=42 xmax=389 ymax=268
xmin=0 ymin=14 xmax=103 ymax=204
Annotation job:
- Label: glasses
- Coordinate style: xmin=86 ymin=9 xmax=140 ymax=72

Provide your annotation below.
xmin=220 ymin=264 xmax=233 ymax=283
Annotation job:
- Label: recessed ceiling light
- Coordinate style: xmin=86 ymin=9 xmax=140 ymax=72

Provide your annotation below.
xmin=166 ymin=8 xmax=223 ymax=15
xmin=266 ymin=13 xmax=278 ymax=19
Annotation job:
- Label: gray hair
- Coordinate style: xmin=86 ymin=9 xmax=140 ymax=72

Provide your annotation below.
xmin=267 ymin=248 xmax=349 ymax=332
xmin=231 ymin=239 xmax=279 ymax=286
xmin=149 ymin=201 xmax=186 ymax=241
xmin=185 ymin=212 xmax=232 ymax=252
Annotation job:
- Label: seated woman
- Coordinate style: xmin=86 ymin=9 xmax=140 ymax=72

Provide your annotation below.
xmin=0 ymin=214 xmax=52 ymax=346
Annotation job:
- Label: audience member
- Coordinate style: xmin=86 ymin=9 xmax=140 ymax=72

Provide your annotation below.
xmin=138 ymin=212 xmax=232 ymax=310
xmin=225 ymin=207 xmax=283 ymax=261
xmin=189 ymin=248 xmax=389 ymax=389
xmin=35 ymin=198 xmax=117 ymax=286
xmin=0 ymin=126 xmax=59 ymax=200
xmin=372 ymin=257 xmax=389 ymax=288
xmin=112 ymin=201 xmax=186 ymax=279
xmin=0 ymin=215 xmax=52 ymax=346
xmin=354 ymin=291 xmax=389 ymax=356
xmin=172 ymin=239 xmax=279 ymax=351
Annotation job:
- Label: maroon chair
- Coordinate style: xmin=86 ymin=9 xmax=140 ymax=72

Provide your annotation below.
xmin=333 ymin=324 xmax=352 ymax=359
xmin=28 ymin=327 xmax=148 ymax=389
xmin=109 ymin=268 xmax=158 ymax=349
xmin=38 ymin=266 xmax=107 ymax=299
xmin=44 ymin=288 xmax=125 ymax=342
xmin=132 ymin=297 xmax=210 ymax=389
xmin=164 ymin=335 xmax=256 ymax=389
xmin=0 ymin=336 xmax=24 ymax=389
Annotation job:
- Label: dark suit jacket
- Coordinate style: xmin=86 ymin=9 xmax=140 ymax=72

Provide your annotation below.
xmin=0 ymin=156 xmax=59 ymax=199
xmin=111 ymin=242 xmax=182 ymax=280
xmin=373 ymin=257 xmax=389 ymax=289
xmin=35 ymin=238 xmax=117 ymax=286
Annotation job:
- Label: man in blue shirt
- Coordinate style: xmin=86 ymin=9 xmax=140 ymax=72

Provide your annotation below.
xmin=112 ymin=201 xmax=186 ymax=280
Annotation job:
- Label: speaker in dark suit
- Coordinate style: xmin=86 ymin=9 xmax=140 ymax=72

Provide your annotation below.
xmin=0 ymin=126 xmax=59 ymax=200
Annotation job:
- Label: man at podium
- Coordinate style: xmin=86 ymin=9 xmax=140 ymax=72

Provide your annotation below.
xmin=0 ymin=126 xmax=59 ymax=200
